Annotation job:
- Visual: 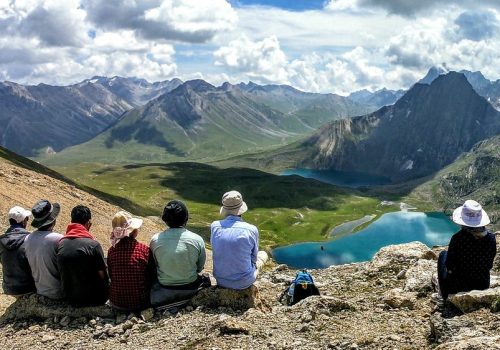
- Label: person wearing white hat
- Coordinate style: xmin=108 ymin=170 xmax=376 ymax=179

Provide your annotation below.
xmin=0 ymin=206 xmax=36 ymax=295
xmin=436 ymin=200 xmax=496 ymax=300
xmin=210 ymin=190 xmax=268 ymax=290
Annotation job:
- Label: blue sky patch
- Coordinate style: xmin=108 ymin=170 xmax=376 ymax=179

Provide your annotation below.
xmin=231 ymin=0 xmax=327 ymax=11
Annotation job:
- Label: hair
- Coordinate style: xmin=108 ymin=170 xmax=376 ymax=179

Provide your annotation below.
xmin=38 ymin=220 xmax=56 ymax=232
xmin=9 ymin=218 xmax=18 ymax=225
xmin=162 ymin=200 xmax=189 ymax=228
xmin=71 ymin=205 xmax=92 ymax=225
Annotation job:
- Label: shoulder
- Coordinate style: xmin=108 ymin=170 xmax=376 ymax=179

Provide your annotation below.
xmin=150 ymin=232 xmax=160 ymax=244
xmin=210 ymin=221 xmax=221 ymax=229
xmin=239 ymin=221 xmax=258 ymax=234
xmin=485 ymin=231 xmax=497 ymax=243
xmin=183 ymin=229 xmax=205 ymax=244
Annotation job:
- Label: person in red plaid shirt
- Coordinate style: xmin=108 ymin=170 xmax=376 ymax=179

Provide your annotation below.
xmin=107 ymin=211 xmax=156 ymax=311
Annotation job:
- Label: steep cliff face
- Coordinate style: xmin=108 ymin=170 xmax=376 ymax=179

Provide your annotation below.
xmin=0 ymin=81 xmax=132 ymax=156
xmin=436 ymin=136 xmax=500 ymax=228
xmin=299 ymin=72 xmax=500 ymax=182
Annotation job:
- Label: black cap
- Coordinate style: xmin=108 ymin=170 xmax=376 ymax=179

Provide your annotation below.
xmin=162 ymin=200 xmax=189 ymax=228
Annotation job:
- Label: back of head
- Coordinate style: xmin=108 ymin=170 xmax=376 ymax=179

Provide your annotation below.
xmin=71 ymin=205 xmax=92 ymax=225
xmin=162 ymin=200 xmax=189 ymax=228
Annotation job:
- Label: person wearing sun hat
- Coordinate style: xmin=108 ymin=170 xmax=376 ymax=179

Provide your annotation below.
xmin=57 ymin=205 xmax=109 ymax=306
xmin=436 ymin=200 xmax=497 ymax=300
xmin=24 ymin=199 xmax=64 ymax=299
xmin=107 ymin=211 xmax=156 ymax=311
xmin=0 ymin=206 xmax=36 ymax=295
xmin=210 ymin=190 xmax=268 ymax=290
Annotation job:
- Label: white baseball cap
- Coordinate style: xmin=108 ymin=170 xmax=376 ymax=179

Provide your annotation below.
xmin=8 ymin=206 xmax=32 ymax=224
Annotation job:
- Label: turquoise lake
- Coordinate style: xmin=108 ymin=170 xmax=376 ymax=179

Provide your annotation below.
xmin=281 ymin=168 xmax=391 ymax=188
xmin=272 ymin=212 xmax=459 ymax=269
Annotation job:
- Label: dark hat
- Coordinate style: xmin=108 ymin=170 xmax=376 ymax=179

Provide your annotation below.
xmin=31 ymin=200 xmax=61 ymax=229
xmin=162 ymin=200 xmax=189 ymax=228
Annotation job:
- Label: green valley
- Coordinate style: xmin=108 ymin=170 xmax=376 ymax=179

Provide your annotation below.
xmin=51 ymin=162 xmax=401 ymax=248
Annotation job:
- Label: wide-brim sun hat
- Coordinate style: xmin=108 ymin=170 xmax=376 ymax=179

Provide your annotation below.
xmin=31 ymin=200 xmax=61 ymax=228
xmin=220 ymin=190 xmax=248 ymax=217
xmin=452 ymin=200 xmax=490 ymax=227
xmin=112 ymin=211 xmax=143 ymax=234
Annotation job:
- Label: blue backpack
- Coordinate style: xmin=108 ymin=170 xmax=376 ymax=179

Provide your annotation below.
xmin=280 ymin=270 xmax=320 ymax=306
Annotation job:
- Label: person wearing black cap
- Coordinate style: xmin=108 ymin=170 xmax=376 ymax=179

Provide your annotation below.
xmin=149 ymin=200 xmax=208 ymax=307
xmin=24 ymin=199 xmax=64 ymax=300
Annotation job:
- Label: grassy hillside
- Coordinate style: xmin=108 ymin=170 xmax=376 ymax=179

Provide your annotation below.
xmin=0 ymin=146 xmax=150 ymax=216
xmin=51 ymin=162 xmax=398 ymax=248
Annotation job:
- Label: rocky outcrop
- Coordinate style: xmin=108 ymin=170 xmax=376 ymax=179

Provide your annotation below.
xmin=403 ymin=259 xmax=436 ymax=296
xmin=191 ymin=285 xmax=268 ymax=311
xmin=0 ymin=294 xmax=114 ymax=323
xmin=0 ymin=241 xmax=498 ymax=349
xmin=383 ymin=288 xmax=417 ymax=309
xmin=368 ymin=241 xmax=437 ymax=272
xmin=448 ymin=287 xmax=500 ymax=313
xmin=435 ymin=337 xmax=500 ymax=350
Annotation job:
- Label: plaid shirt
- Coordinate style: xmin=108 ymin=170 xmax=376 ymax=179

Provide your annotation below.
xmin=107 ymin=237 xmax=155 ymax=310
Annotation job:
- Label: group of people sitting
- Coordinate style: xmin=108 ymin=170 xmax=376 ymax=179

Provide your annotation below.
xmin=0 ymin=190 xmax=268 ymax=311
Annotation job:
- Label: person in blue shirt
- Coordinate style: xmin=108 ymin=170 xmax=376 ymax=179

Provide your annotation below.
xmin=210 ymin=191 xmax=268 ymax=290
xmin=437 ymin=200 xmax=497 ymax=300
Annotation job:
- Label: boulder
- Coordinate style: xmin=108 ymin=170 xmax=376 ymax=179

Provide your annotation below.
xmin=383 ymin=288 xmax=417 ymax=310
xmin=434 ymin=337 xmax=500 ymax=349
xmin=403 ymin=259 xmax=436 ymax=296
xmin=429 ymin=313 xmax=475 ymax=344
xmin=218 ymin=318 xmax=251 ymax=335
xmin=0 ymin=293 xmax=114 ymax=323
xmin=448 ymin=287 xmax=500 ymax=313
xmin=368 ymin=241 xmax=437 ymax=273
xmin=191 ymin=285 xmax=269 ymax=311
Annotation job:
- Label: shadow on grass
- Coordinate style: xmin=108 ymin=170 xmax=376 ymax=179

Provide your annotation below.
xmin=119 ymin=162 xmax=370 ymax=211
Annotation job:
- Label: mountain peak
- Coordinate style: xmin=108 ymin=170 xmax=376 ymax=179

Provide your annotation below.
xmin=418 ymin=66 xmax=449 ymax=85
xmin=180 ymin=79 xmax=216 ymax=93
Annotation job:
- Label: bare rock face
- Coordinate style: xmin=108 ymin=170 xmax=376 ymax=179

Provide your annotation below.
xmin=403 ymin=259 xmax=436 ymax=296
xmin=0 ymin=294 xmax=114 ymax=323
xmin=448 ymin=287 xmax=500 ymax=313
xmin=434 ymin=337 xmax=500 ymax=349
xmin=190 ymin=285 xmax=269 ymax=311
xmin=368 ymin=241 xmax=437 ymax=273
xmin=383 ymin=288 xmax=417 ymax=309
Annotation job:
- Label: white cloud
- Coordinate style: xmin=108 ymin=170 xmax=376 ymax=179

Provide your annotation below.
xmin=214 ymin=36 xmax=288 ymax=83
xmin=83 ymin=0 xmax=237 ymax=43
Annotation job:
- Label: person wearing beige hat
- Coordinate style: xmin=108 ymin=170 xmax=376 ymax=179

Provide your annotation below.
xmin=436 ymin=200 xmax=496 ymax=301
xmin=211 ymin=190 xmax=268 ymax=290
xmin=107 ymin=211 xmax=156 ymax=311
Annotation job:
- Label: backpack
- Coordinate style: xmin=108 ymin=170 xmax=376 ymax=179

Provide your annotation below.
xmin=279 ymin=270 xmax=320 ymax=306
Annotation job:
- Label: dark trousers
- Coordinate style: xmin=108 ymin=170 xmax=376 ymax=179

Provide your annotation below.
xmin=437 ymin=251 xmax=450 ymax=300
xmin=150 ymin=274 xmax=211 ymax=307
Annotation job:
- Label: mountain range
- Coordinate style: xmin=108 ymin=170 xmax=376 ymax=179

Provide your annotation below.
xmin=245 ymin=72 xmax=500 ymax=183
xmin=43 ymin=80 xmax=370 ymax=164
xmin=0 ymin=77 xmax=182 ymax=156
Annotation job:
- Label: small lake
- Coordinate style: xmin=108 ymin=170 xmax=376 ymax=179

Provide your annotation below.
xmin=281 ymin=168 xmax=391 ymax=188
xmin=272 ymin=212 xmax=459 ymax=269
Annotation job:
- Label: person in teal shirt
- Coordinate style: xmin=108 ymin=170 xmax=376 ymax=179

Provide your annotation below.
xmin=149 ymin=200 xmax=208 ymax=307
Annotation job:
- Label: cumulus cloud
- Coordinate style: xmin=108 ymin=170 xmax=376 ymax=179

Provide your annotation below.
xmin=453 ymin=10 xmax=499 ymax=41
xmin=83 ymin=0 xmax=237 ymax=43
xmin=2 ymin=0 xmax=88 ymax=47
xmin=352 ymin=0 xmax=500 ymax=17
xmin=214 ymin=36 xmax=289 ymax=83
xmin=214 ymin=36 xmax=417 ymax=93
xmin=384 ymin=11 xmax=500 ymax=80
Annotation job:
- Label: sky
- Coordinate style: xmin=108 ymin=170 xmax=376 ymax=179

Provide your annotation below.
xmin=1 ymin=0 xmax=500 ymax=94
